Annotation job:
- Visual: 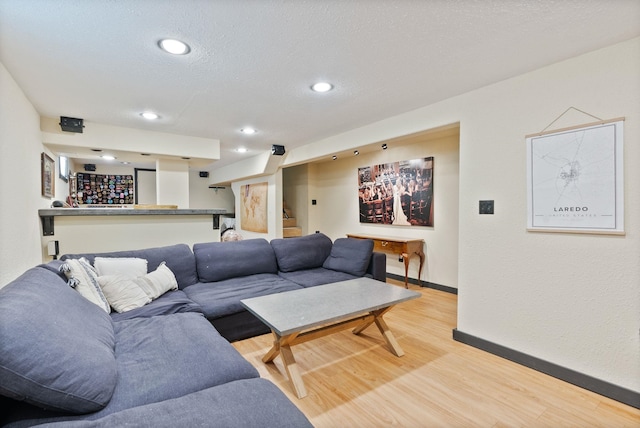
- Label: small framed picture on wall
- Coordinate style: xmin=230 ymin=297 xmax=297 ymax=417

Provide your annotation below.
xmin=41 ymin=152 xmax=55 ymax=198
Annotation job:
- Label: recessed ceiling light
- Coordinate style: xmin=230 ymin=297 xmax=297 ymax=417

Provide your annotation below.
xmin=311 ymin=82 xmax=333 ymax=93
xmin=158 ymin=39 xmax=190 ymax=55
xmin=121 ymin=161 xmax=130 ymax=165
xmin=90 ymin=148 xmax=102 ymax=152
xmin=141 ymin=111 xmax=159 ymax=120
xmin=353 ymin=150 xmax=359 ymax=156
xmin=382 ymin=143 xmax=388 ymax=150
xmin=236 ymin=148 xmax=248 ymax=153
xmin=101 ymin=155 xmax=116 ymax=160
xmin=240 ymin=127 xmax=256 ymax=135
xmin=332 ymin=155 xmax=337 ymax=160
xmin=181 ymin=157 xmax=191 ymax=160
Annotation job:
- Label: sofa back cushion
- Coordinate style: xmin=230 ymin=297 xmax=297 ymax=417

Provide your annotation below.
xmin=323 ymin=237 xmax=374 ymax=277
xmin=270 ymin=233 xmax=333 ymax=272
xmin=193 ymin=238 xmax=278 ymax=282
xmin=61 ymin=244 xmax=198 ymax=289
xmin=0 ymin=267 xmax=117 ymax=414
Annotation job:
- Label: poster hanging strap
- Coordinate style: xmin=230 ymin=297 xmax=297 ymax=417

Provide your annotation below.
xmin=526 ymin=107 xmax=624 ymax=138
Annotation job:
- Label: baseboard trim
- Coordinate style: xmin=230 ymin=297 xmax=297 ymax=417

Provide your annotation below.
xmin=452 ymin=329 xmax=640 ymax=409
xmin=386 ymin=272 xmax=457 ymax=295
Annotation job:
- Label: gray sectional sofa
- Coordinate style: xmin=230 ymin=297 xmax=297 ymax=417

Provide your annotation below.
xmin=0 ymin=233 xmax=385 ymax=427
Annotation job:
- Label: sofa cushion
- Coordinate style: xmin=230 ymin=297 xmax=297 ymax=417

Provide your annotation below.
xmin=60 ymin=257 xmax=111 ymax=313
xmin=108 ymin=290 xmax=203 ymax=322
xmin=323 ymin=237 xmax=374 ymax=276
xmin=45 ymin=379 xmax=313 ymax=428
xmin=184 ymin=274 xmax=301 ymax=319
xmin=270 ymin=233 xmax=333 ymax=272
xmin=0 ymin=267 xmax=117 ymax=414
xmin=61 ymin=244 xmax=198 ymax=289
xmin=94 ymin=257 xmax=148 ymax=278
xmin=99 ymin=312 xmax=259 ymax=416
xmin=193 ymin=239 xmax=278 ymax=282
xmin=278 ymin=267 xmax=359 ymax=288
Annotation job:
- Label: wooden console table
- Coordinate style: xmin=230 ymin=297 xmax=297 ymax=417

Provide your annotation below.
xmin=347 ymin=234 xmax=425 ymax=288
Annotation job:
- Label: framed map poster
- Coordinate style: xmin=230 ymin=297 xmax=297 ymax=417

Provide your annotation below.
xmin=240 ymin=182 xmax=268 ymax=233
xmin=526 ymin=119 xmax=624 ymax=234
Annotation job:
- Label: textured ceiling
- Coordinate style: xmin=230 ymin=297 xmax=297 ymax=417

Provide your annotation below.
xmin=0 ymin=0 xmax=638 ymax=169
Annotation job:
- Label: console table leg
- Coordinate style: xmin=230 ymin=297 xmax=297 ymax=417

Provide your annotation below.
xmin=417 ymin=249 xmax=425 ymax=286
xmin=402 ymin=252 xmax=410 ymax=288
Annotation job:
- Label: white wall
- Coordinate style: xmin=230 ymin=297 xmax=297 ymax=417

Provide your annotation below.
xmin=41 ymin=116 xmax=220 ymax=161
xmin=48 ymin=214 xmax=221 ymax=256
xmin=303 ymin=37 xmax=640 ymax=393
xmin=454 ymin=38 xmax=640 ymax=393
xmin=135 ymin=169 xmax=157 ymax=205
xmin=310 ymin=133 xmax=459 ymax=287
xmin=0 ymin=62 xmax=49 ymax=287
xmin=189 ymin=169 xmax=235 ymax=211
xmin=156 ymin=159 xmax=189 ymax=208
xmin=282 ymin=165 xmax=310 ymax=235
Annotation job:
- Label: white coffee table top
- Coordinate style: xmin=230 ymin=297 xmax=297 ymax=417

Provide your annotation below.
xmin=241 ymin=277 xmax=420 ymax=336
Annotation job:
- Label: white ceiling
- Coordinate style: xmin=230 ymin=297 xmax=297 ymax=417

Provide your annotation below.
xmin=1 ymin=0 xmax=638 ymax=170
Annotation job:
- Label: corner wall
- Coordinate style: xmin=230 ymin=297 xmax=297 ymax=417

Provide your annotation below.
xmin=0 ymin=62 xmax=49 ymax=286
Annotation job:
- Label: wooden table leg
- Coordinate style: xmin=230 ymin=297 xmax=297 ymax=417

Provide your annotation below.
xmin=374 ymin=315 xmax=405 ymax=357
xmin=280 ymin=344 xmax=307 ymax=398
xmin=262 ymin=333 xmax=281 ymax=363
xmin=262 ymin=331 xmax=307 ymax=398
xmin=353 ymin=307 xmax=405 ymax=356
xmin=416 ymin=247 xmax=425 ymax=286
xmin=402 ymin=252 xmax=410 ymax=288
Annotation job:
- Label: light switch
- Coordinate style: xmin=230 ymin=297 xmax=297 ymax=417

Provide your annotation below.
xmin=479 ymin=200 xmax=494 ymax=215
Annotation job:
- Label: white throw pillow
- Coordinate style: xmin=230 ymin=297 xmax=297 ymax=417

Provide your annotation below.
xmin=134 ymin=262 xmax=178 ymax=300
xmin=60 ymin=258 xmax=111 ymax=313
xmin=94 ymin=257 xmax=148 ymax=278
xmin=97 ymin=275 xmax=151 ymax=313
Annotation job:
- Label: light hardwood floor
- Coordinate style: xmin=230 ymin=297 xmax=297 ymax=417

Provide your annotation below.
xmin=232 ymin=279 xmax=640 ymax=427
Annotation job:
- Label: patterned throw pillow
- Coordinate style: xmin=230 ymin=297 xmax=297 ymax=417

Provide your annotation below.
xmin=134 ymin=262 xmax=178 ymax=300
xmin=60 ymin=258 xmax=111 ymax=313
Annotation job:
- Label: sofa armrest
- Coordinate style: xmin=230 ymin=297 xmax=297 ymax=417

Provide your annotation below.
xmin=367 ymin=252 xmax=386 ymax=282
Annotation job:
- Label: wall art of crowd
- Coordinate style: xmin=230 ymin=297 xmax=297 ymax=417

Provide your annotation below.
xmin=358 ymin=157 xmax=433 ymax=226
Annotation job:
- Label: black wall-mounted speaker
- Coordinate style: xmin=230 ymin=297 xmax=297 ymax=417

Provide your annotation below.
xmin=271 ymin=144 xmax=285 ymax=156
xmin=199 ymin=171 xmax=209 ymax=178
xmin=84 ymin=164 xmax=96 ymax=172
xmin=59 ymin=116 xmax=84 ymax=133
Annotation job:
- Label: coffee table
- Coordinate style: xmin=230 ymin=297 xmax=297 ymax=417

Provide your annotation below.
xmin=240 ymin=277 xmax=420 ymax=398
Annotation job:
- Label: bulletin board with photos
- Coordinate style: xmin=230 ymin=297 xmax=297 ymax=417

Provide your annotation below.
xmin=76 ymin=173 xmax=135 ymax=205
